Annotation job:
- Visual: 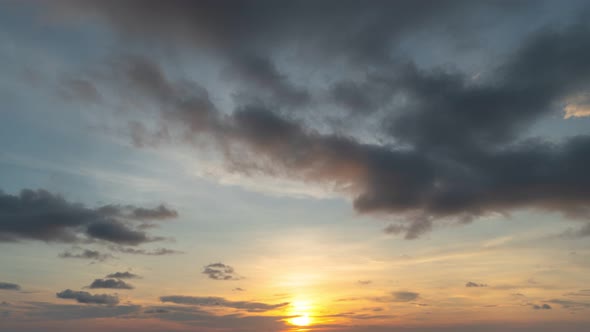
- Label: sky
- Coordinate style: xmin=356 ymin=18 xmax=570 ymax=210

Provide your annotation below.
xmin=1 ymin=1 xmax=590 ymax=331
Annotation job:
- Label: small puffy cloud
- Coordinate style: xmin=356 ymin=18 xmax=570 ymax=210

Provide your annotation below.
xmin=160 ymin=295 xmax=288 ymax=312
xmin=0 ymin=282 xmax=20 ymax=291
xmin=466 ymin=281 xmax=487 ymax=288
xmin=58 ymin=248 xmax=114 ymax=261
xmin=392 ymin=291 xmax=419 ymax=302
xmin=233 ymin=287 xmax=245 ymax=292
xmin=105 ymin=272 xmax=140 ymax=279
xmin=202 ymin=263 xmax=241 ymax=280
xmin=358 ymin=280 xmax=372 ymax=285
xmin=56 ymin=289 xmax=119 ymax=305
xmin=532 ymin=304 xmax=552 ymax=310
xmin=88 ymin=279 xmax=133 ymax=290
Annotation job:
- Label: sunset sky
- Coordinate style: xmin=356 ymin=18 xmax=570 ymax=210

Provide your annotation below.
xmin=1 ymin=1 xmax=590 ymax=331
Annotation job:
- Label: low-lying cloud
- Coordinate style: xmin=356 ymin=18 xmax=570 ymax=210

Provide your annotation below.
xmin=160 ymin=295 xmax=288 ymax=312
xmin=391 ymin=291 xmax=419 ymax=302
xmin=106 ymin=272 xmax=140 ymax=279
xmin=466 ymin=282 xmax=487 ymax=288
xmin=56 ymin=289 xmax=119 ymax=305
xmin=0 ymin=282 xmax=20 ymax=291
xmin=58 ymin=248 xmax=114 ymax=261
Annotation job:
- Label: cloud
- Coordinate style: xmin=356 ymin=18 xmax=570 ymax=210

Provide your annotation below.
xmin=0 ymin=282 xmax=20 ymax=291
xmin=0 ymin=188 xmax=177 ymax=245
xmin=561 ymin=222 xmax=590 ymax=238
xmin=106 ymin=272 xmax=141 ymax=279
xmin=565 ymin=289 xmax=590 ymax=297
xmin=144 ymin=308 xmax=170 ymax=314
xmin=23 ymin=302 xmax=139 ymax=320
xmin=56 ymin=289 xmax=119 ymax=305
xmin=58 ymin=248 xmax=114 ymax=262
xmin=391 ymin=291 xmax=419 ymax=302
xmin=532 ymin=304 xmax=552 ymax=310
xmin=547 ymin=298 xmax=590 ymax=309
xmin=109 ymin=246 xmax=183 ymax=256
xmin=358 ymin=280 xmax=372 ymax=285
xmin=202 ymin=263 xmax=241 ymax=280
xmin=233 ymin=288 xmax=245 ymax=292
xmin=44 ymin=3 xmax=590 ymax=239
xmin=466 ymin=281 xmax=487 ymax=288
xmin=160 ymin=295 xmax=289 ymax=312
xmin=87 ymin=279 xmax=134 ymax=290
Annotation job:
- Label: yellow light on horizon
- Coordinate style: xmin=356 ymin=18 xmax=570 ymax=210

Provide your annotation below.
xmin=290 ymin=314 xmax=311 ymax=326
xmin=288 ymin=300 xmax=313 ymax=327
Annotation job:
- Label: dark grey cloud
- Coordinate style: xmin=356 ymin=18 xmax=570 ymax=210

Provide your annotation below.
xmin=0 ymin=282 xmax=20 ymax=291
xmin=144 ymin=308 xmax=170 ymax=314
xmin=55 ymin=0 xmax=529 ymax=64
xmin=0 ymin=188 xmax=177 ymax=245
xmin=58 ymin=248 xmax=114 ymax=262
xmin=87 ymin=278 xmax=133 ymax=290
xmin=224 ymin=54 xmax=310 ymax=107
xmin=532 ymin=303 xmax=552 ymax=310
xmin=160 ymin=295 xmax=288 ymax=312
xmin=203 ymin=263 xmax=241 ymax=280
xmin=56 ymin=289 xmax=119 ymax=305
xmin=45 ymin=2 xmax=590 ymax=239
xmin=391 ymin=291 xmax=419 ymax=302
xmin=466 ymin=281 xmax=487 ymax=288
xmin=105 ymin=271 xmax=140 ymax=279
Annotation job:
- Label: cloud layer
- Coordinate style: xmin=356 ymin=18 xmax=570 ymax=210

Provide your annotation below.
xmin=160 ymin=295 xmax=288 ymax=312
xmin=39 ymin=1 xmax=590 ymax=240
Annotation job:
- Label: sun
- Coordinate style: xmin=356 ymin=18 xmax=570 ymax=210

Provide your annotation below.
xmin=288 ymin=300 xmax=313 ymax=327
xmin=290 ymin=314 xmax=311 ymax=326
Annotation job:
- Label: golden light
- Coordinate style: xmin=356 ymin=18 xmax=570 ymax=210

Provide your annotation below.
xmin=287 ymin=300 xmax=313 ymax=327
xmin=290 ymin=314 xmax=311 ymax=326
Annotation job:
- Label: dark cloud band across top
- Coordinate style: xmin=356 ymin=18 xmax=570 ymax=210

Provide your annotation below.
xmin=47 ymin=1 xmax=590 ymax=238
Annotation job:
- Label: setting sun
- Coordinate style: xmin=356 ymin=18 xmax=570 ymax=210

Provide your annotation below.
xmin=290 ymin=314 xmax=311 ymax=326
xmin=288 ymin=300 xmax=314 ymax=326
